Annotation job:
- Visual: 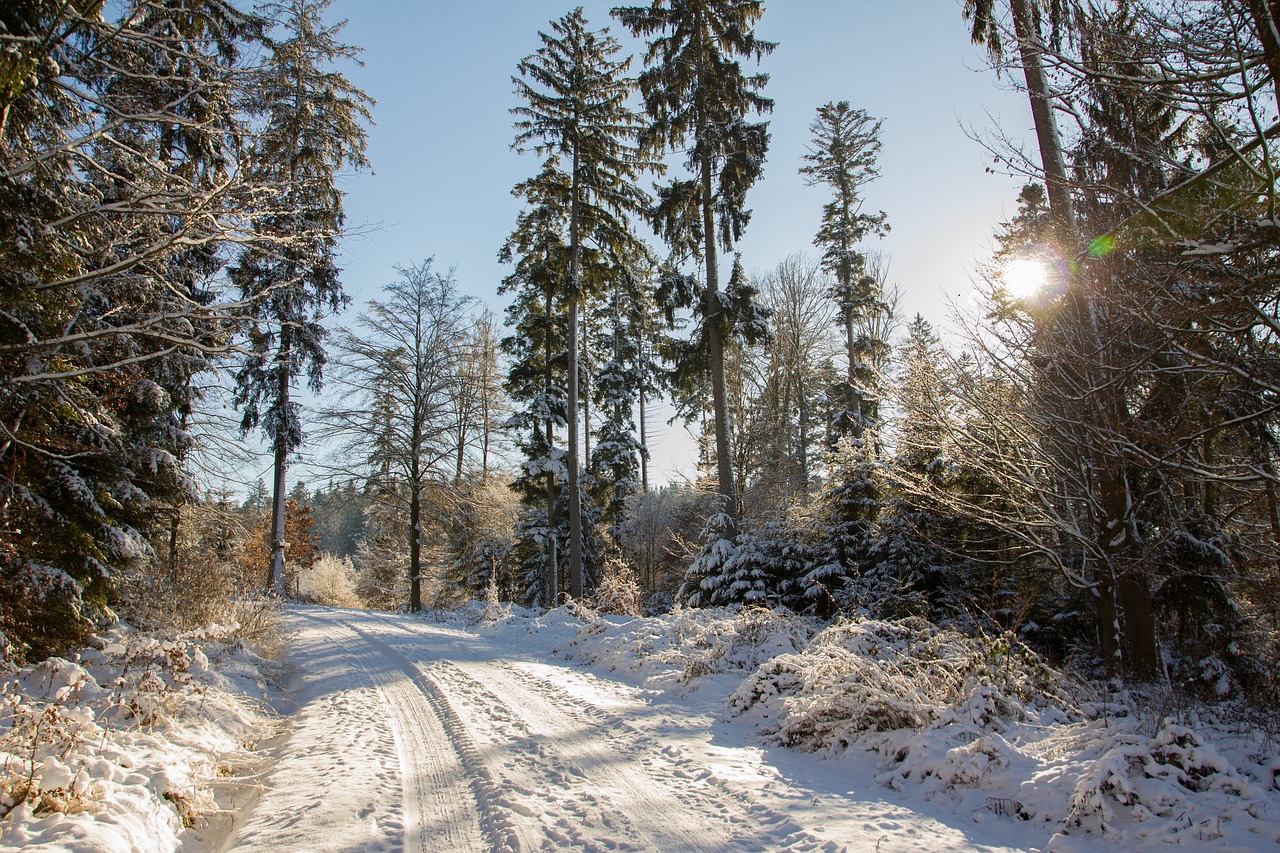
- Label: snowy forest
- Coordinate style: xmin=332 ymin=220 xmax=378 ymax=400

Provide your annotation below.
xmin=5 ymin=0 xmax=1274 ymax=696
xmin=2 ymin=0 xmax=1280 ymax=848
xmin=6 ymin=0 xmax=1276 ymax=698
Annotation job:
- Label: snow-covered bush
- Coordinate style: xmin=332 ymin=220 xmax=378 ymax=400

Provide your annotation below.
xmin=0 ymin=624 xmax=272 ymax=849
xmin=482 ymin=571 xmax=507 ymax=622
xmin=560 ymin=606 xmax=818 ymax=689
xmin=729 ymin=617 xmax=1071 ymax=751
xmin=299 ymin=553 xmax=361 ymax=608
xmin=591 ymin=554 xmax=642 ymax=616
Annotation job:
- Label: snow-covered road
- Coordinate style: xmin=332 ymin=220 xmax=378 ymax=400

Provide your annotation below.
xmin=223 ymin=607 xmax=1026 ymax=852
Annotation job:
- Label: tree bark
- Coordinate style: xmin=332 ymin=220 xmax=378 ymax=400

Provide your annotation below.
xmin=268 ymin=335 xmax=289 ymax=597
xmin=544 ymin=284 xmax=559 ymax=606
xmin=845 ymin=309 xmax=862 ymax=441
xmin=567 ymin=149 xmax=585 ymax=600
xmin=701 ymin=146 xmax=737 ymax=527
xmin=638 ymin=386 xmax=649 ymax=493
xmin=408 ymin=476 xmax=422 ymax=612
xmin=1118 ymin=571 xmax=1159 ymax=679
xmin=1010 ymin=0 xmax=1076 ymax=239
xmin=797 ymin=374 xmax=809 ymax=490
xmin=1246 ymin=0 xmax=1280 ymax=117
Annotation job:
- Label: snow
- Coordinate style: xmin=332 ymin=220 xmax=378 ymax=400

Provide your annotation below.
xmin=2 ymin=604 xmax=1277 ymax=852
xmin=0 ymin=624 xmax=276 ymax=852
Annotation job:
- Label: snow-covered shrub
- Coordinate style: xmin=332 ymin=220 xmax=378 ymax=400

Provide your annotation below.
xmin=1058 ymin=718 xmax=1273 ymax=838
xmin=300 ymin=553 xmax=361 ymax=608
xmin=559 ymin=606 xmax=818 ymax=689
xmin=0 ymin=624 xmax=272 ymax=848
xmin=591 ymin=554 xmax=642 ymax=616
xmin=729 ymin=617 xmax=1070 ymax=752
xmin=482 ymin=571 xmax=507 ymax=622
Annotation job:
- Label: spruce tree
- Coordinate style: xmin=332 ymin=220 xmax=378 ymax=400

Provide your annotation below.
xmin=0 ymin=0 xmax=265 ymax=655
xmin=613 ymin=0 xmax=775 ymax=530
xmin=230 ymin=0 xmax=372 ymax=596
xmin=799 ymin=101 xmax=889 ymax=439
xmin=500 ymin=185 xmax=570 ymax=605
xmin=509 ymin=8 xmax=653 ymax=599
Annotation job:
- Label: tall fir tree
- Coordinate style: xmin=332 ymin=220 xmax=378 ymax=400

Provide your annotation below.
xmin=0 ymin=0 xmax=266 ymax=656
xmin=500 ymin=166 xmax=571 ymax=605
xmin=509 ymin=8 xmax=653 ymax=599
xmin=799 ymin=101 xmax=889 ymax=439
xmin=230 ymin=0 xmax=372 ymax=596
xmin=613 ymin=0 xmax=775 ymax=530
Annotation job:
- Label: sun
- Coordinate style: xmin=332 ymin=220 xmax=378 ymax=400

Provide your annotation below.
xmin=1001 ymin=257 xmax=1050 ymax=299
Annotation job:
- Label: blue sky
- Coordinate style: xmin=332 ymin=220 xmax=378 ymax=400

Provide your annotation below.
xmin=292 ymin=0 xmax=1037 ymax=486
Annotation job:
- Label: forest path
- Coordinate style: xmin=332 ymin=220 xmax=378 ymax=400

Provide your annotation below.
xmin=221 ymin=606 xmax=1024 ymax=853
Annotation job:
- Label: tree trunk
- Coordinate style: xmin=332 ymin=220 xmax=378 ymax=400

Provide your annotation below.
xmin=845 ymin=309 xmax=862 ymax=441
xmin=1118 ymin=571 xmax=1159 ymax=680
xmin=409 ymin=476 xmax=422 ymax=612
xmin=583 ymin=317 xmax=592 ymax=469
xmin=544 ymin=287 xmax=559 ymax=606
xmin=638 ymin=386 xmax=649 ymax=493
xmin=1010 ymin=0 xmax=1076 ymax=238
xmin=701 ymin=148 xmax=737 ymax=527
xmin=1094 ymin=559 xmax=1120 ymax=674
xmin=455 ymin=423 xmax=465 ymax=486
xmin=1246 ymin=0 xmax=1280 ymax=118
xmin=797 ymin=375 xmax=809 ymax=490
xmin=567 ymin=150 xmax=585 ymax=601
xmin=268 ymin=338 xmax=290 ymax=597
xmin=269 ymin=438 xmax=288 ymax=596
xmin=167 ymin=506 xmax=181 ymax=580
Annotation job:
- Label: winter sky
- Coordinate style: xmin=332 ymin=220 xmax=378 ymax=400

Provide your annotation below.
xmin=307 ymin=0 xmax=1038 ymax=485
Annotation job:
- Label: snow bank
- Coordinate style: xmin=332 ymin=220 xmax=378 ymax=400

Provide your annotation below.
xmin=727 ymin=617 xmax=1073 ymax=750
xmin=558 ymin=605 xmax=818 ymax=692
xmin=450 ymin=604 xmax=1280 ymax=851
xmin=0 ymin=624 xmax=276 ymax=852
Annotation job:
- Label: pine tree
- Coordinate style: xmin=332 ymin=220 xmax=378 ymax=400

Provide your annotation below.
xmin=230 ymin=0 xmax=372 ymax=596
xmin=590 ymin=256 xmax=653 ymax=538
xmin=500 ymin=166 xmax=570 ymax=604
xmin=614 ymin=0 xmax=775 ymax=530
xmin=509 ymin=8 xmax=653 ymax=599
xmin=0 ymin=0 xmax=266 ymax=656
xmin=799 ymin=101 xmax=889 ymax=439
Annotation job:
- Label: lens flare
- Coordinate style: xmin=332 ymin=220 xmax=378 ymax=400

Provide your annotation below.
xmin=1001 ymin=257 xmax=1050 ymax=299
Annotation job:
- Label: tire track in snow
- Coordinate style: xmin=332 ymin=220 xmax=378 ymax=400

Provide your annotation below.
xmin=336 ymin=614 xmax=536 ymax=853
xmin=429 ymin=658 xmax=748 ymax=851
xmin=499 ymin=655 xmax=849 ymax=850
xmin=299 ymin=612 xmax=493 ymax=852
xmin=368 ymin=614 xmax=848 ymax=853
